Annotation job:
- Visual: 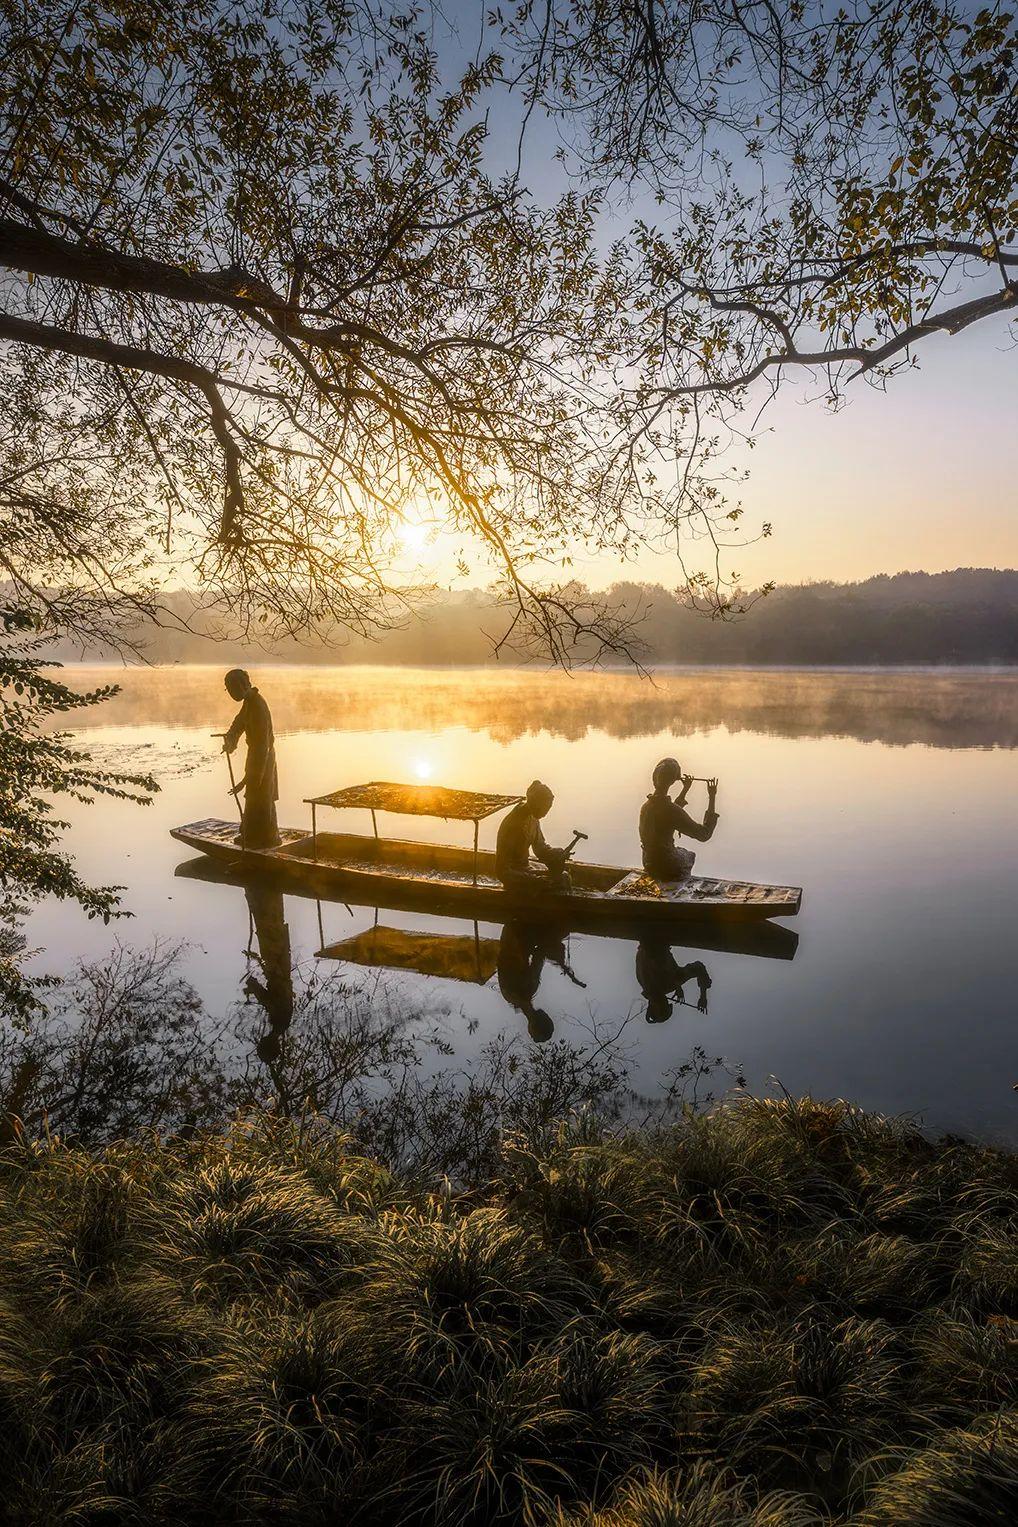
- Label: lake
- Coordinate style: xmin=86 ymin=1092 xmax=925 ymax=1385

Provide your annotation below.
xmin=24 ymin=664 xmax=1018 ymax=1143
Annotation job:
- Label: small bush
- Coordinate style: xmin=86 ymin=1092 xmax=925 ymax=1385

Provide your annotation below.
xmin=1 ymin=1099 xmax=1017 ymax=1523
xmin=154 ymin=1158 xmax=382 ymax=1305
xmin=854 ymin=1411 xmax=1018 ymax=1524
xmin=554 ymin=1462 xmax=823 ymax=1525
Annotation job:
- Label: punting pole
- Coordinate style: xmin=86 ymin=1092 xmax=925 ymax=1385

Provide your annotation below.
xmin=212 ymin=733 xmax=243 ymax=843
xmin=311 ymin=801 xmax=318 ymax=863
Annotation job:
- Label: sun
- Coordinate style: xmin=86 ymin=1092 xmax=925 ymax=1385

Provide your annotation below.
xmin=399 ymin=520 xmax=430 ymax=555
xmin=413 ymin=756 xmax=434 ymax=780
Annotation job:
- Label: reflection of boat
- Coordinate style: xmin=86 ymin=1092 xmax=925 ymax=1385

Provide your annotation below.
xmin=172 ymin=781 xmax=801 ymax=927
xmin=318 ymin=923 xmax=500 ymax=984
xmin=174 ymin=856 xmax=799 ymax=961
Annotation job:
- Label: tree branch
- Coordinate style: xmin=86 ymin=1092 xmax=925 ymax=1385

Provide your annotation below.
xmin=655 ymin=280 xmax=1018 ymax=401
xmin=0 ymin=310 xmax=272 ymax=542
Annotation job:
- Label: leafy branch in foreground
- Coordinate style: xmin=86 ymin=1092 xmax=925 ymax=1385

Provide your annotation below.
xmin=514 ymin=1 xmax=1017 ymax=387
xmin=508 ymin=1 xmax=1017 ymax=609
xmin=0 ymin=610 xmax=156 ymax=1020
xmin=0 ymin=0 xmax=709 ymax=661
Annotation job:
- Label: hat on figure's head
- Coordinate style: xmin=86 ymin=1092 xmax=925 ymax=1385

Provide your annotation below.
xmin=652 ymin=757 xmax=682 ymax=790
xmin=527 ymin=1008 xmax=554 ymax=1042
xmin=645 ymin=994 xmax=673 ymax=1024
xmin=525 ymin=780 xmax=555 ymax=815
xmin=225 ymin=668 xmax=251 ymax=700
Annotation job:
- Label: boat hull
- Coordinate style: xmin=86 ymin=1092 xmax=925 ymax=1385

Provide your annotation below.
xmin=170 ymin=819 xmax=802 ymax=927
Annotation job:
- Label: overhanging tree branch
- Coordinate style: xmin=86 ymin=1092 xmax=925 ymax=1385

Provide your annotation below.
xmin=653 ymin=280 xmax=1018 ymax=404
xmin=0 ymin=309 xmax=280 ymax=542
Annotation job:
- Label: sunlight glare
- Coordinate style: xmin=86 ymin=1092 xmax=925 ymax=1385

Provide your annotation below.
xmin=413 ymin=756 xmax=433 ymax=780
xmin=399 ymin=520 xmax=430 ymax=554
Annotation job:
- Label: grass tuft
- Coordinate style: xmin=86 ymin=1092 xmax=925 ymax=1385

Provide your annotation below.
xmin=2 ymin=1099 xmax=1018 ymax=1522
xmin=554 ymin=1461 xmax=824 ymax=1525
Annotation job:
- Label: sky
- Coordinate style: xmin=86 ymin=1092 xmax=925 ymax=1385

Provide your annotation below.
xmin=585 ymin=323 xmax=1018 ymax=589
xmin=396 ymin=292 xmax=1018 ymax=594
xmin=408 ymin=2 xmax=1018 ymax=592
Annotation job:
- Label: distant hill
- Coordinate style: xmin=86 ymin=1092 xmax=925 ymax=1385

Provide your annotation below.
xmin=39 ymin=568 xmax=1018 ymax=667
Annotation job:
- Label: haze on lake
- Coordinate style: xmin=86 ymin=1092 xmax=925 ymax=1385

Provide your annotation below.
xmin=32 ymin=664 xmax=1018 ymax=1143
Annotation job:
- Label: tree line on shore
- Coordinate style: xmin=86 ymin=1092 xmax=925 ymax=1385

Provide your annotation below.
xmin=43 ymin=568 xmax=1018 ymax=668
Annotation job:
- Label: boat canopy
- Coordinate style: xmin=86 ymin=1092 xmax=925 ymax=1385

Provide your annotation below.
xmin=303 ymin=780 xmax=521 ymax=882
xmin=305 ymin=781 xmax=520 ymax=822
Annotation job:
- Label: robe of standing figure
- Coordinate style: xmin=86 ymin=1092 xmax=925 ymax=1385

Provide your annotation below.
xmin=224 ymin=687 xmax=279 ymax=847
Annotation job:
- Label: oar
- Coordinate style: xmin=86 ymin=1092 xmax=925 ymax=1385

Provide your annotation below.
xmin=212 ymin=733 xmax=244 ymax=838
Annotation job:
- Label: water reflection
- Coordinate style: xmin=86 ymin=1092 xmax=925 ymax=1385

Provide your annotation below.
xmin=0 ymin=944 xmax=232 ymax=1143
xmin=243 ymin=885 xmax=295 ymax=1061
xmin=176 ymin=853 xmax=798 ymax=1044
xmin=636 ymin=938 xmax=712 ymax=1023
xmin=26 ymin=666 xmax=1018 ymax=1144
xmin=496 ymin=921 xmax=588 ymax=1042
xmin=1 ymin=940 xmax=741 ymax=1181
xmin=203 ymin=853 xmax=799 ymax=1079
xmin=57 ymin=664 xmax=1018 ymax=748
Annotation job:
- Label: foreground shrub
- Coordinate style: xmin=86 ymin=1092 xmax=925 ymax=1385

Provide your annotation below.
xmin=554 ymin=1462 xmax=822 ymax=1525
xmin=853 ymin=1411 xmax=1018 ymax=1524
xmin=154 ymin=1156 xmax=383 ymax=1307
xmin=1 ymin=1098 xmax=1017 ymax=1524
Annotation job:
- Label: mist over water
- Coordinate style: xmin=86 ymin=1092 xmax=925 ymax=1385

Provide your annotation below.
xmin=60 ymin=661 xmax=1018 ymax=748
xmin=27 ymin=664 xmax=1018 ymax=1143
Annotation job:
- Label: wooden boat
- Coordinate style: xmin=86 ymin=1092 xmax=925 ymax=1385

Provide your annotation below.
xmin=174 ymin=854 xmax=800 ymax=960
xmin=172 ymin=779 xmax=801 ymax=929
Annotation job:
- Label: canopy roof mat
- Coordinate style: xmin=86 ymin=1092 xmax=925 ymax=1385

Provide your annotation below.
xmin=305 ymin=781 xmax=521 ymax=822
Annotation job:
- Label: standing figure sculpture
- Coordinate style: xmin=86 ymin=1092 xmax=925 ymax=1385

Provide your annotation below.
xmin=639 ymin=757 xmax=719 ymax=881
xmin=223 ymin=669 xmax=280 ymax=849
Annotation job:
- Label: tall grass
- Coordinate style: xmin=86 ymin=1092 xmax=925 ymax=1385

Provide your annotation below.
xmin=2 ymin=1097 xmax=1018 ymax=1523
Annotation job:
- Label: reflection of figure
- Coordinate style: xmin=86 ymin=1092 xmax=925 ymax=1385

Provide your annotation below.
xmin=243 ymin=885 xmax=294 ymax=1063
xmin=496 ymin=781 xmax=572 ymax=894
xmin=636 ymin=937 xmax=712 ymax=1023
xmin=496 ymin=920 xmax=586 ymax=1042
xmin=639 ymin=757 xmax=719 ymax=881
xmin=223 ymin=669 xmax=280 ymax=848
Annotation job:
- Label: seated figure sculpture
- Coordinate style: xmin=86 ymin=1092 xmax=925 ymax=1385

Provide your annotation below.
xmin=495 ymin=780 xmax=571 ymax=894
xmin=639 ymin=757 xmax=719 ymax=881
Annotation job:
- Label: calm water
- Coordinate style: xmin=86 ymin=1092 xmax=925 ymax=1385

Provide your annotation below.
xmin=26 ymin=665 xmax=1018 ymax=1142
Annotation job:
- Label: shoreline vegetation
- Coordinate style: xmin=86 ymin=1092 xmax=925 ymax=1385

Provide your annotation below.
xmin=1 ymin=947 xmax=1016 ymax=1525
xmin=39 ymin=569 xmax=1018 ymax=670
xmin=2 ymin=1092 xmax=1017 ymax=1524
